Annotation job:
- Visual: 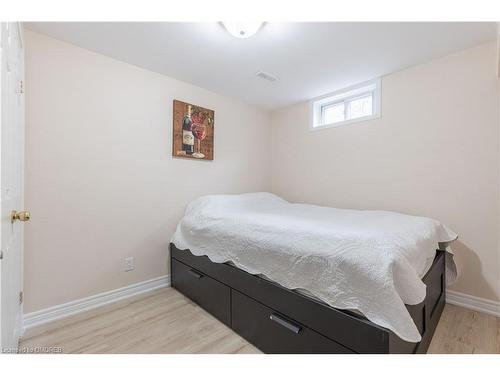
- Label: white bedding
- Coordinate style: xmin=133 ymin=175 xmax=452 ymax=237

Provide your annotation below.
xmin=171 ymin=192 xmax=458 ymax=342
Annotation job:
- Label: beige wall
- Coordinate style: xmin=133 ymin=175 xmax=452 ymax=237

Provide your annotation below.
xmin=25 ymin=31 xmax=500 ymax=313
xmin=24 ymin=31 xmax=271 ymax=313
xmin=271 ymin=42 xmax=500 ymax=301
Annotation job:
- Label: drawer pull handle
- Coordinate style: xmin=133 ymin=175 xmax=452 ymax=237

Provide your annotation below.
xmin=188 ymin=269 xmax=204 ymax=279
xmin=269 ymin=313 xmax=301 ymax=334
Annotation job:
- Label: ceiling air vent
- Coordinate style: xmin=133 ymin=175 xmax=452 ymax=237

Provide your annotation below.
xmin=255 ymin=71 xmax=278 ymax=82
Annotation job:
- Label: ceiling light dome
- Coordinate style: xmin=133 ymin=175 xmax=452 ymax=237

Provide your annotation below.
xmin=222 ymin=22 xmax=264 ymax=38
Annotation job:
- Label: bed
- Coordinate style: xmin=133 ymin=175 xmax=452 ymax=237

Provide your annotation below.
xmin=170 ymin=193 xmax=457 ymax=354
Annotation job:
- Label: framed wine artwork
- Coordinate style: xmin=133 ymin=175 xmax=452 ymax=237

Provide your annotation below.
xmin=172 ymin=100 xmax=214 ymax=160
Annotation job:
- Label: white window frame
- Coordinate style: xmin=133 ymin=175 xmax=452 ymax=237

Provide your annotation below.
xmin=309 ymin=78 xmax=381 ymax=131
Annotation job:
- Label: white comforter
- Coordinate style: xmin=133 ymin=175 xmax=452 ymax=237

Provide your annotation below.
xmin=171 ymin=193 xmax=458 ymax=342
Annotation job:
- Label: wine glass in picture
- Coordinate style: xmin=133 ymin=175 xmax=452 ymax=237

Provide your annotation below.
xmin=191 ymin=122 xmax=207 ymax=159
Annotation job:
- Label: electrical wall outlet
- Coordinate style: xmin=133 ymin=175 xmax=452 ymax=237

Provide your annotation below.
xmin=124 ymin=257 xmax=135 ymax=272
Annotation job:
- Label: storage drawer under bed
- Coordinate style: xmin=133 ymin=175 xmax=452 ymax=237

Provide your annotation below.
xmin=171 ymin=245 xmax=386 ymax=353
xmin=170 ymin=245 xmax=446 ymax=354
xmin=171 ymin=258 xmax=231 ymax=326
xmin=231 ymin=289 xmax=354 ymax=354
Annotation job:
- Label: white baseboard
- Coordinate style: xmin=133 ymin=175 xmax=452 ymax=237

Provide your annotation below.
xmin=22 ymin=278 xmax=499 ymax=332
xmin=446 ymin=289 xmax=500 ymax=317
xmin=23 ymin=275 xmax=170 ymax=331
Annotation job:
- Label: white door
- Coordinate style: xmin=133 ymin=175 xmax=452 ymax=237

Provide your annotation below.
xmin=0 ymin=22 xmax=26 ymax=352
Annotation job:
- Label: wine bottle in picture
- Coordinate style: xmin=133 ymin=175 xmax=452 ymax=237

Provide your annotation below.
xmin=182 ymin=105 xmax=194 ymax=155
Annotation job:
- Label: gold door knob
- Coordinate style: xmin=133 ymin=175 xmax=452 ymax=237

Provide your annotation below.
xmin=11 ymin=210 xmax=30 ymax=223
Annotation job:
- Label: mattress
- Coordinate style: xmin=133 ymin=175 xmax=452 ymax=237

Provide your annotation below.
xmin=248 ymin=267 xmax=366 ymax=318
xmin=171 ymin=192 xmax=458 ymax=342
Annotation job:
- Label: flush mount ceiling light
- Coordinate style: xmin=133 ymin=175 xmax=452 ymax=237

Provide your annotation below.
xmin=222 ymin=22 xmax=264 ymax=38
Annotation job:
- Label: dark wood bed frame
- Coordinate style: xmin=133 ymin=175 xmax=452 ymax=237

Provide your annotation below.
xmin=170 ymin=244 xmax=446 ymax=354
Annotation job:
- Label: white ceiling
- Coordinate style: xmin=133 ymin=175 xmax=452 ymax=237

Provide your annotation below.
xmin=26 ymin=22 xmax=497 ymax=110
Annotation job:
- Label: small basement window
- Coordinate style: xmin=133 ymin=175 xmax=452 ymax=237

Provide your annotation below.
xmin=310 ymin=78 xmax=381 ymax=130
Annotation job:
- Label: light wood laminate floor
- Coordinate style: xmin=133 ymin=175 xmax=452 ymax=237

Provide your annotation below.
xmin=21 ymin=287 xmax=500 ymax=354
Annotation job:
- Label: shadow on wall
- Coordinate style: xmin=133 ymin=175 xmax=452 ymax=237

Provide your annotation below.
xmin=449 ymin=240 xmax=499 ymax=301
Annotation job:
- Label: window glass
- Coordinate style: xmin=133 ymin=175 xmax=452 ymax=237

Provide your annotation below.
xmin=348 ymin=94 xmax=372 ymax=120
xmin=322 ymin=102 xmax=345 ymax=124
